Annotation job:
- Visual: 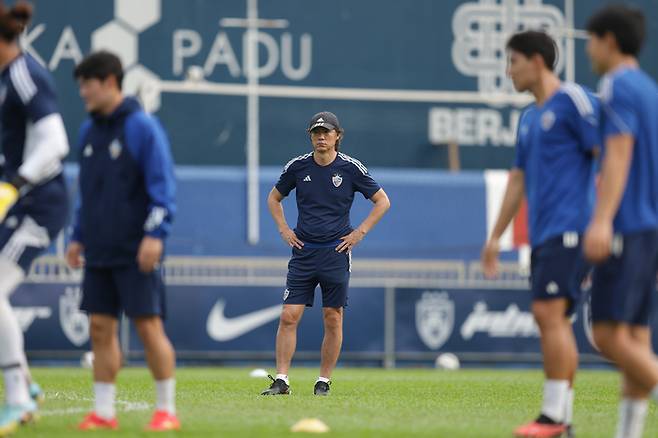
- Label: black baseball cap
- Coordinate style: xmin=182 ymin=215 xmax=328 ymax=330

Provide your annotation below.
xmin=307 ymin=111 xmax=341 ymax=132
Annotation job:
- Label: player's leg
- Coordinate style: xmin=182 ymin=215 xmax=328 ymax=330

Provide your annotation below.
xmin=612 ymin=326 xmax=651 ymax=438
xmin=317 ymin=306 xmax=343 ymax=394
xmin=0 ymin=256 xmax=33 ymax=437
xmin=515 ymin=236 xmax=584 ymax=437
xmin=263 ymin=247 xmax=316 ymax=395
xmin=276 ymin=304 xmax=306 ymax=376
xmin=590 ymin=230 xmax=658 ymax=438
xmin=532 ymin=299 xmax=576 ymax=420
xmin=118 ymin=265 xmax=179 ymax=431
xmin=0 ymin=211 xmax=64 ymax=435
xmin=78 ymin=268 xmax=121 ymax=430
xmin=315 ymin=247 xmax=349 ymax=396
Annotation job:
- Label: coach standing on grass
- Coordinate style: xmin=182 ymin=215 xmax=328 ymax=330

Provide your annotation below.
xmin=65 ymin=51 xmax=179 ymax=432
xmin=262 ymin=111 xmax=390 ymax=396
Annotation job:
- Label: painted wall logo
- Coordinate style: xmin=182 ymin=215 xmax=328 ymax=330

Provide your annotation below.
xmin=59 ymin=286 xmax=90 ymax=347
xmin=452 ymin=0 xmax=565 ymax=94
xmin=415 ymin=291 xmax=454 ymax=350
xmin=429 ymin=0 xmax=567 ymax=148
xmin=23 ymin=0 xmax=313 ymax=114
xmin=92 ymin=0 xmax=162 ymax=112
xmin=460 ymin=301 xmax=539 ymax=340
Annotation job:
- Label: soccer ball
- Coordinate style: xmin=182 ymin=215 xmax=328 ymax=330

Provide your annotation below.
xmin=434 ymin=353 xmax=460 ymax=370
xmin=185 ymin=65 xmax=205 ymax=82
xmin=80 ymin=351 xmax=94 ymax=369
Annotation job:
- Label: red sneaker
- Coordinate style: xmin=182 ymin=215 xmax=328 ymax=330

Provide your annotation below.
xmin=78 ymin=412 xmax=118 ymax=430
xmin=145 ymin=410 xmax=180 ymax=432
xmin=514 ymin=420 xmax=567 ymax=437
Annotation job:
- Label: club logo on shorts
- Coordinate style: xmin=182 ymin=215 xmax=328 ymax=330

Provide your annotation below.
xmin=332 ymin=173 xmax=343 ymax=188
xmin=4 ymin=216 xmax=18 ymax=229
xmin=546 ymin=281 xmax=560 ymax=295
xmin=109 ymin=139 xmax=123 ymax=160
xmin=415 ymin=291 xmax=454 ymax=350
xmin=283 ymin=288 xmax=290 ymax=301
xmin=541 ymin=110 xmax=556 ymax=131
xmin=59 ymin=286 xmax=90 ymax=347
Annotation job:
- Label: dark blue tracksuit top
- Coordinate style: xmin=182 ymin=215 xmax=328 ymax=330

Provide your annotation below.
xmin=72 ymin=97 xmax=176 ymax=266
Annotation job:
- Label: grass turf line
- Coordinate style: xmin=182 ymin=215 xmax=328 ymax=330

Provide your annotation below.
xmin=0 ymin=367 xmax=654 ymax=437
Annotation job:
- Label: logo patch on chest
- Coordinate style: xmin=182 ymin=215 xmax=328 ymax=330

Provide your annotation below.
xmin=83 ymin=144 xmax=93 ymax=158
xmin=541 ymin=111 xmax=556 ymax=131
xmin=109 ymin=140 xmax=123 ymax=160
xmin=332 ymin=173 xmax=343 ymax=187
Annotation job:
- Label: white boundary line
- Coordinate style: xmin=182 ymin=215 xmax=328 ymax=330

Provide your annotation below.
xmin=40 ymin=393 xmax=150 ymax=417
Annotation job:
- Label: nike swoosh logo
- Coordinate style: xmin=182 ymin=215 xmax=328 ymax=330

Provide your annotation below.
xmin=206 ymin=300 xmax=282 ymax=342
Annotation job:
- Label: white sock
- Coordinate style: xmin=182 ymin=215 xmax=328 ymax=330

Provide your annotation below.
xmin=94 ymin=382 xmax=116 ymax=420
xmin=564 ymin=388 xmax=574 ymax=426
xmin=541 ymin=380 xmax=569 ymax=423
xmin=317 ymin=376 xmax=330 ymax=383
xmin=276 ymin=374 xmax=289 ymax=385
xmin=615 ymin=398 xmax=648 ymax=438
xmin=3 ymin=366 xmax=30 ymax=406
xmin=155 ymin=378 xmax=176 ymax=414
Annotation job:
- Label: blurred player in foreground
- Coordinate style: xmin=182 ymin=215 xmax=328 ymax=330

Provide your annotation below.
xmin=584 ymin=5 xmax=658 ymax=438
xmin=262 ymin=111 xmax=390 ymax=396
xmin=482 ymin=31 xmax=599 ymax=437
xmin=67 ymin=51 xmax=179 ymax=431
xmin=0 ymin=2 xmax=70 ymax=436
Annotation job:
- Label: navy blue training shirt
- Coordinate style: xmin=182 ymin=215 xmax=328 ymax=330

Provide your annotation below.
xmin=514 ymin=83 xmax=600 ymax=247
xmin=599 ymin=66 xmax=658 ymax=234
xmin=72 ymin=97 xmax=176 ymax=266
xmin=275 ymin=151 xmax=381 ymax=244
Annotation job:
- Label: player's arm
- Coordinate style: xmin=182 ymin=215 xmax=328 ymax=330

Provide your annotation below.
xmin=131 ymin=116 xmax=177 ymax=272
xmin=336 ymin=188 xmax=391 ymax=253
xmin=267 ymin=187 xmax=303 ymax=249
xmin=481 ymin=168 xmax=525 ymax=278
xmin=16 ymin=74 xmax=69 ymax=188
xmin=584 ymin=134 xmax=633 ymax=262
xmin=66 ymin=199 xmax=85 ymax=268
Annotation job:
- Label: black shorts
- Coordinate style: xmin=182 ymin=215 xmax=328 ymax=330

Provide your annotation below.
xmin=530 ymin=233 xmax=590 ymax=315
xmin=284 ymin=242 xmax=351 ymax=308
xmin=591 ymin=229 xmax=658 ymax=325
xmin=80 ymin=264 xmax=166 ymax=319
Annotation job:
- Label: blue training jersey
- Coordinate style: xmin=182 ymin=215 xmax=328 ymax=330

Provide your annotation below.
xmin=514 ymin=83 xmax=600 ymax=247
xmin=275 ymin=151 xmax=381 ymax=244
xmin=599 ymin=66 xmax=658 ymax=234
xmin=0 ymin=53 xmax=67 ymax=184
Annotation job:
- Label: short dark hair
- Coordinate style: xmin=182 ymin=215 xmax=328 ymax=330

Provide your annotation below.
xmin=73 ymin=51 xmax=124 ymax=90
xmin=0 ymin=1 xmax=32 ymax=42
xmin=506 ymin=30 xmax=558 ymax=71
xmin=586 ymin=4 xmax=645 ymax=56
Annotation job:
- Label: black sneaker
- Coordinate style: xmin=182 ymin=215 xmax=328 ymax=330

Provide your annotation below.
xmin=261 ymin=375 xmax=290 ymax=395
xmin=313 ymin=380 xmax=330 ymax=396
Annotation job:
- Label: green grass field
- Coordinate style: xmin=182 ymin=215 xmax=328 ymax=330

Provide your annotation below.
xmin=2 ymin=367 xmax=656 ymax=437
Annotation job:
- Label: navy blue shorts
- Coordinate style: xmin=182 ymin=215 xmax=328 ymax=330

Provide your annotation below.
xmin=530 ymin=233 xmax=590 ymax=315
xmin=284 ymin=242 xmax=351 ymax=308
xmin=591 ymin=229 xmax=658 ymax=325
xmin=0 ymin=176 xmax=68 ymax=271
xmin=80 ymin=264 xmax=167 ymax=319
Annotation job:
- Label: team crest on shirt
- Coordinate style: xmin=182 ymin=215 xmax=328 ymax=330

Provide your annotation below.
xmin=83 ymin=144 xmax=93 ymax=157
xmin=541 ymin=111 xmax=556 ymax=131
xmin=109 ymin=139 xmax=122 ymax=160
xmin=332 ymin=173 xmax=343 ymax=187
